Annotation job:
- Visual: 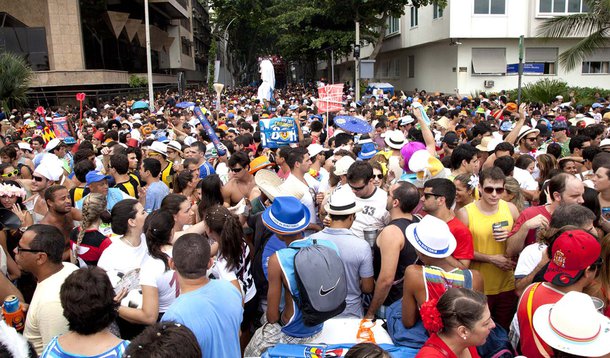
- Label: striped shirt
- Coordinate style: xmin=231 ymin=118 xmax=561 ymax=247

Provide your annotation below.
xmin=40 ymin=336 xmax=129 ymax=358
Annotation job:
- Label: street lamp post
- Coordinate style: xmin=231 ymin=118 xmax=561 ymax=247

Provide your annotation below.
xmin=144 ymin=0 xmax=154 ymax=110
xmin=222 ymin=17 xmax=237 ymax=86
xmin=355 ymin=21 xmax=360 ymax=100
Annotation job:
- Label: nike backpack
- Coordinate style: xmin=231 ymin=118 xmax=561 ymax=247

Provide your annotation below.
xmin=291 ymin=240 xmax=347 ymax=326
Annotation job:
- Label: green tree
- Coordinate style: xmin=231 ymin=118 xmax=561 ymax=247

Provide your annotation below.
xmin=538 ymin=0 xmax=610 ymax=71
xmin=0 ymin=52 xmax=32 ymax=109
xmin=210 ymin=0 xmax=447 ymax=83
xmin=208 ymin=39 xmax=217 ymax=91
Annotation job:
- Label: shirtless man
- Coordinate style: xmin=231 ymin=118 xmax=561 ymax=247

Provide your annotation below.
xmin=221 ymin=151 xmax=255 ymax=211
xmin=40 ymin=185 xmax=75 ymax=261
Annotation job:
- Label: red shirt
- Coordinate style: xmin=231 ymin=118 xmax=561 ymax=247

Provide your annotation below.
xmin=508 ymin=205 xmax=551 ymax=251
xmin=516 ymin=283 xmax=563 ymax=358
xmin=416 ymin=333 xmax=480 ymax=358
xmin=447 ymin=217 xmax=475 ymax=260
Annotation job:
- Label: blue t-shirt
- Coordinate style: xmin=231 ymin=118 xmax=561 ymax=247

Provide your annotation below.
xmin=41 ymin=336 xmax=129 ymax=357
xmin=162 ymin=279 xmax=243 ymax=358
xmin=75 ymin=188 xmax=129 ymax=211
xmin=144 ymin=181 xmax=170 ymax=212
xmin=199 ymin=162 xmax=216 ymax=179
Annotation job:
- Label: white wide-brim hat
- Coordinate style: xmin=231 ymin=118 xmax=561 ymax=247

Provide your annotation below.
xmin=384 ymin=130 xmax=406 ymax=150
xmin=405 ymin=214 xmax=456 ymax=258
xmin=534 ymin=291 xmax=610 ymax=357
xmin=324 ymin=186 xmax=362 ymax=215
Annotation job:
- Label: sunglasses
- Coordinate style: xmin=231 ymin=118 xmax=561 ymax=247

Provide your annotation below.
xmin=2 ymin=169 xmax=18 ymax=178
xmin=16 ymin=245 xmax=46 ymax=254
xmin=483 ymin=186 xmax=505 ymax=195
xmin=424 ymin=192 xmax=443 ymax=200
xmin=32 ymin=175 xmax=44 ymax=182
xmin=525 ymin=137 xmax=537 ymax=142
xmin=348 ymin=182 xmax=367 ymax=191
xmin=229 ymin=167 xmax=244 ymax=173
xmin=373 ymin=174 xmax=384 ymax=180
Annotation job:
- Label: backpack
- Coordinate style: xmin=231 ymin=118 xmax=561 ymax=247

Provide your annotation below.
xmin=290 ymin=240 xmax=347 ymax=326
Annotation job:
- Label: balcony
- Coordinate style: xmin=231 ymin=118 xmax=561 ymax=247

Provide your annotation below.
xmin=148 ymin=0 xmax=189 ymax=19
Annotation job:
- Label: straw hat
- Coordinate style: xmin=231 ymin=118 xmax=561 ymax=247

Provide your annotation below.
xmin=405 ymin=214 xmax=456 ymax=258
xmin=324 ymin=186 xmax=362 ymax=215
xmin=534 ymin=291 xmax=610 ymax=357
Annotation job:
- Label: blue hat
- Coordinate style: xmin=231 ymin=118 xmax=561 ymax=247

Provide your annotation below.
xmin=86 ymin=170 xmax=111 ymax=186
xmin=262 ymin=196 xmax=310 ymax=234
xmin=227 ymin=113 xmax=235 ymax=119
xmin=592 ymin=103 xmax=603 ymax=109
xmin=500 ymin=120 xmax=512 ymax=132
xmin=358 ymin=142 xmax=378 ymax=160
xmin=63 ymin=136 xmax=76 ymax=145
xmin=553 ymin=120 xmax=568 ymax=130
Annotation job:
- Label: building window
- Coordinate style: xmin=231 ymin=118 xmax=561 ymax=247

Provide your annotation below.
xmin=386 ymin=16 xmax=400 ymax=36
xmin=539 ymin=0 xmax=589 ymax=13
xmin=410 ymin=7 xmax=419 ymax=27
xmin=433 ymin=3 xmax=444 ymax=18
xmin=525 ymin=47 xmax=558 ymax=74
xmin=582 ymin=61 xmax=609 ymax=74
xmin=408 ymin=55 xmax=415 ymax=78
xmin=472 ymin=48 xmax=506 ymax=74
xmin=474 ymin=0 xmax=506 ymax=14
xmin=582 ymin=48 xmax=610 ymax=73
xmin=389 ymin=58 xmax=400 ymax=77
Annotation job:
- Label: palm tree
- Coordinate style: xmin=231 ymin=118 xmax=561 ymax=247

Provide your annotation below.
xmin=537 ymin=0 xmax=610 ymax=71
xmin=0 ymin=52 xmax=32 ymax=109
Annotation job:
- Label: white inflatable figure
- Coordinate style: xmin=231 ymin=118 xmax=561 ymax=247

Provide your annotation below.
xmin=257 ymin=59 xmax=275 ymax=102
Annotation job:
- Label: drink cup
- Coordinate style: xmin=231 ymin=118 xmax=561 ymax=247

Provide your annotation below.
xmin=363 ymin=229 xmax=378 ymax=248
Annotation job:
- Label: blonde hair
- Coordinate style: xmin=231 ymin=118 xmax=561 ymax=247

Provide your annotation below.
xmin=71 ymin=193 xmax=107 ymax=265
xmin=504 ymin=177 xmax=524 ymax=212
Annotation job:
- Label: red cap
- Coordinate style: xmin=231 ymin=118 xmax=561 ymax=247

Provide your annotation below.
xmin=127 ymin=138 xmax=139 ymax=148
xmin=544 ymin=230 xmax=600 ymax=287
xmin=93 ymin=131 xmax=104 ymax=141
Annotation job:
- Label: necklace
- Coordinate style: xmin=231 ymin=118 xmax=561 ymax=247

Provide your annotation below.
xmin=122 ymin=236 xmax=137 ymax=247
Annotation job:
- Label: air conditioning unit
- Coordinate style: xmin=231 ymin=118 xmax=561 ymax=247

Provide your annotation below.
xmin=483 ymin=80 xmax=494 ymax=88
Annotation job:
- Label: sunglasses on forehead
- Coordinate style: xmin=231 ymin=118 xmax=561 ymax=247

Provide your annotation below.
xmin=2 ymin=169 xmax=18 ymax=178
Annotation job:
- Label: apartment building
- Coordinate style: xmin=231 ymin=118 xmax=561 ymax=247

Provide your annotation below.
xmin=327 ymin=0 xmax=609 ymax=94
xmin=0 ymin=0 xmax=210 ymax=90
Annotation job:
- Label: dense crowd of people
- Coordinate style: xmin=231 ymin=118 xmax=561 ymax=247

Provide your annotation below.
xmin=1 ymin=84 xmax=610 ymax=358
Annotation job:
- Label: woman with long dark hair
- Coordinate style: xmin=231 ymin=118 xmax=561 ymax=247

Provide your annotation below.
xmin=198 ymin=174 xmax=223 ymax=219
xmin=118 ymin=210 xmax=177 ymax=325
xmin=204 ymin=205 xmax=257 ymax=347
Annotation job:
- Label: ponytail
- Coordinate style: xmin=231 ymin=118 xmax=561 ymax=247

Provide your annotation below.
xmin=72 ymin=193 xmax=107 ymax=265
xmin=145 ymin=210 xmax=175 ymax=271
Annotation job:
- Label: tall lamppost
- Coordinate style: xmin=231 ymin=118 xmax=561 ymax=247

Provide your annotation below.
xmin=144 ymin=0 xmax=154 ymax=110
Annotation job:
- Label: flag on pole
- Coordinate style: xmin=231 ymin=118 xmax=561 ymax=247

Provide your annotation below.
xmin=317 ymin=84 xmax=344 ymax=114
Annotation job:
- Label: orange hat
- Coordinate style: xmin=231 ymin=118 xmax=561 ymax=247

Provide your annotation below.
xmin=506 ymin=102 xmax=518 ymax=112
xmin=249 ymin=156 xmax=274 ymax=174
xmin=217 ymin=124 xmax=228 ymax=132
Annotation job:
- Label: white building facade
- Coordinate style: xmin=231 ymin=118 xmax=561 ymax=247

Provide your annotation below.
xmin=325 ymin=0 xmax=610 ymax=94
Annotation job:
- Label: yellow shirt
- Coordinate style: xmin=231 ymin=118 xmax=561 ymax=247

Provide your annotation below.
xmin=465 ymin=200 xmax=514 ymax=295
xmin=161 ymin=161 xmax=174 ymax=188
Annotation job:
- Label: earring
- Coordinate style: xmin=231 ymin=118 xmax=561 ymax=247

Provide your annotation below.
xmin=462 ymin=336 xmax=467 ymax=340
